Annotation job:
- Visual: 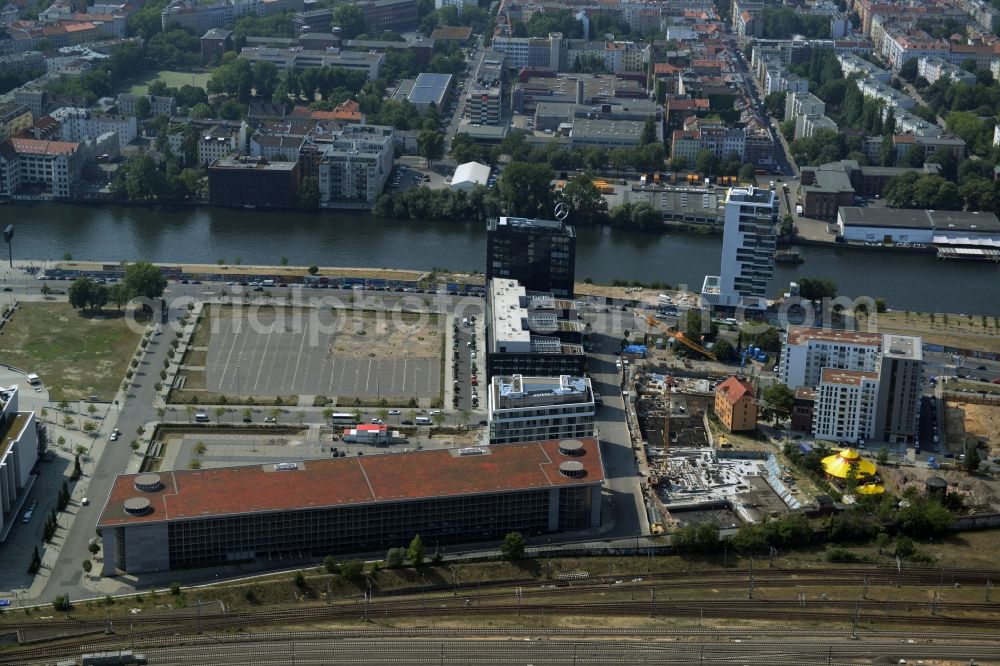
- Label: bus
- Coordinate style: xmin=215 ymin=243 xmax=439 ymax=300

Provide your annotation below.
xmin=330 ymin=413 xmax=358 ymax=425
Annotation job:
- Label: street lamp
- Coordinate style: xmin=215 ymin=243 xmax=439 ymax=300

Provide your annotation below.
xmin=3 ymin=225 xmax=12 ymax=269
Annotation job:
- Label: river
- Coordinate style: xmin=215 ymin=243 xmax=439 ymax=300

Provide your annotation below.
xmin=9 ymin=202 xmax=1000 ymax=315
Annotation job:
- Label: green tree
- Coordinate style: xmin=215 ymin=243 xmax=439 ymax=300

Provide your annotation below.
xmin=500 ymin=531 xmax=526 ymax=560
xmin=123 ymin=261 xmax=167 ymax=301
xmin=386 ymin=547 xmax=406 ymax=568
xmin=498 ymin=162 xmax=554 ymax=218
xmin=640 ymin=117 xmax=658 ymax=145
xmin=134 ymin=95 xmax=151 ymax=120
xmin=761 ymin=383 xmax=795 ymax=424
xmin=559 ymin=174 xmax=609 ymax=225
xmin=965 ymin=445 xmax=981 ymax=472
xmin=340 ymin=558 xmax=365 ymax=581
xmin=797 ymin=277 xmax=838 ymax=301
xmin=408 ymin=534 xmax=425 ymax=566
xmin=418 ymin=129 xmax=444 ymax=166
xmin=308 ymin=264 xmax=319 ymax=275
xmin=332 ymin=4 xmax=367 ymax=39
xmin=213 ymin=406 xmax=226 ymax=424
xmin=82 ymin=559 xmax=93 ymax=574
xmin=323 ymin=555 xmax=340 ymax=574
xmin=898 ymin=58 xmax=919 ymax=82
xmin=711 ymin=338 xmax=737 ymax=362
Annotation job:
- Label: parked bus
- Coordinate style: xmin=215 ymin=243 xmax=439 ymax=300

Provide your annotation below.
xmin=330 ymin=413 xmax=358 ymax=425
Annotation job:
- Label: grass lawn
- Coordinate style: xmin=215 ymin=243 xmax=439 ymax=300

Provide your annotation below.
xmin=861 ymin=311 xmax=1000 ymax=354
xmin=129 ymin=70 xmax=211 ymax=95
xmin=0 ymin=302 xmax=141 ymax=401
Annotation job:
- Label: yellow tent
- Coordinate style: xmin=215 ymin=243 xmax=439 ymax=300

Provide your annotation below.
xmin=821 ymin=448 xmax=877 ymax=480
xmin=856 ymin=483 xmax=885 ymax=495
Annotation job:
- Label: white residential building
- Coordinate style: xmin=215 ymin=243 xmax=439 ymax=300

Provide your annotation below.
xmin=855 ymin=77 xmax=915 ymax=112
xmin=778 ymin=327 xmax=883 ymax=391
xmin=197 ymin=122 xmax=247 ymax=166
xmin=238 ymin=47 xmax=383 ymax=79
xmin=917 ymin=56 xmax=976 ymax=85
xmin=835 ymin=53 xmax=891 ymax=82
xmin=316 ymin=123 xmax=394 ymax=208
xmin=799 ymin=113 xmax=838 ymax=139
xmin=50 ymin=107 xmax=137 ymax=151
xmin=0 ymin=386 xmax=41 ymax=541
xmin=812 ymin=369 xmax=881 ymax=444
xmin=487 ymin=374 xmax=595 ymax=445
xmin=701 ymin=186 xmax=777 ymax=309
xmin=0 ymin=137 xmax=82 ymax=198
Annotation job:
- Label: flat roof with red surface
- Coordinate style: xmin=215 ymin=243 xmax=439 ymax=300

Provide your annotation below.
xmin=98 ymin=438 xmax=604 ymax=527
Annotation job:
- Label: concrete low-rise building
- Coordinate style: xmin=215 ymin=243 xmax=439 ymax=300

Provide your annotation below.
xmin=208 ymin=155 xmax=300 ymax=209
xmin=836 ymin=207 xmax=1000 ymax=246
xmin=238 ymin=47 xmax=383 ymax=79
xmin=50 ymin=107 xmax=136 ymax=151
xmin=408 ymin=72 xmax=451 ymax=114
xmin=488 ymin=374 xmax=595 ymax=445
xmin=98 ymin=438 xmax=604 ymax=574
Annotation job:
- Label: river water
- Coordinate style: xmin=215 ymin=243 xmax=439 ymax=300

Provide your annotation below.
xmin=9 ymin=202 xmax=1000 ymax=315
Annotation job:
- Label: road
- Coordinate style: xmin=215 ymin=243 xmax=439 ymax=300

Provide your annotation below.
xmin=444 ymin=36 xmax=486 ymax=152
xmin=731 ymin=44 xmax=794 ymax=177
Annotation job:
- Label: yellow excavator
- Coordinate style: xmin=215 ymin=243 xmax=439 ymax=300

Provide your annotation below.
xmin=638 ymin=311 xmax=718 ymax=362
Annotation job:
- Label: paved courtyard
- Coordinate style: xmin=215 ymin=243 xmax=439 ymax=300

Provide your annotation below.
xmin=204 ymin=309 xmax=441 ymax=399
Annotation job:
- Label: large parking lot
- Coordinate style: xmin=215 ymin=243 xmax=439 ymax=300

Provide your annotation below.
xmin=203 ymin=307 xmax=442 ymax=400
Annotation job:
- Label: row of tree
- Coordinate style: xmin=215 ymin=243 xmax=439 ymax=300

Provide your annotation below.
xmin=67 ymin=263 xmax=167 ymax=313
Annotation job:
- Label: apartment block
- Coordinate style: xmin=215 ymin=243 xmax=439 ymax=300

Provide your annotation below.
xmin=873 ymin=334 xmax=922 ymax=445
xmin=49 ymin=107 xmax=136 ymax=151
xmin=316 ymin=124 xmax=394 ymax=208
xmin=700 ymin=186 xmax=777 ymax=310
xmin=0 ymin=137 xmax=81 ymax=197
xmin=487 ymin=374 xmax=595 ymax=444
xmin=812 ymin=369 xmax=881 ymax=445
xmin=917 ymin=56 xmax=976 ymax=85
xmin=779 ymin=327 xmax=883 ymax=391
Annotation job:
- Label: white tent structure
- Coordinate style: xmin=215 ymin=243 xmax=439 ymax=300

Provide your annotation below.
xmin=450 ymin=161 xmax=491 ymax=192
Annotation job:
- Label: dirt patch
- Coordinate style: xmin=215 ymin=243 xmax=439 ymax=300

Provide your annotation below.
xmin=881 ymin=462 xmax=1000 ymax=511
xmin=329 ymin=310 xmax=440 ymax=359
xmin=946 ymin=400 xmax=1000 ymax=457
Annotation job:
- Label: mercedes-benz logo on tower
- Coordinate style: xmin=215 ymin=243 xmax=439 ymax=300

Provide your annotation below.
xmin=553 ymin=201 xmax=569 ymax=221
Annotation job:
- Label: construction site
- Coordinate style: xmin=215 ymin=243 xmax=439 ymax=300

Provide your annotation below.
xmin=627 ymin=363 xmax=797 ymax=532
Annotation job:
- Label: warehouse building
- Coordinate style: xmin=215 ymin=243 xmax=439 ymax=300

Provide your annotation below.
xmin=836 ymin=207 xmax=1000 ymax=253
xmin=98 ymin=438 xmax=604 ymax=574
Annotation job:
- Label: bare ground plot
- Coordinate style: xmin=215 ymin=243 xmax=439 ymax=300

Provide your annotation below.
xmin=0 ymin=302 xmax=140 ymax=401
xmin=203 ymin=308 xmax=441 ymax=399
xmin=946 ymin=400 xmax=1000 ymax=457
xmin=881 ymin=461 xmax=1000 ymax=511
xmin=860 ymin=311 xmax=1000 ymax=354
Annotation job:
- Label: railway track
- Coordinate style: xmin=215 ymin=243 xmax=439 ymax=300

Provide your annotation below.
xmin=5 ymin=564 xmax=1000 ymax=664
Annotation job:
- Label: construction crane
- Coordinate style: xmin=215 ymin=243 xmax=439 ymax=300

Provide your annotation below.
xmin=638 ymin=311 xmax=718 ymax=362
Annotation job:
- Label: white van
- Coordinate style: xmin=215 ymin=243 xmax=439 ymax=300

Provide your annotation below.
xmin=26 ymin=373 xmax=40 ymax=385
xmin=261 ymin=279 xmax=275 ymax=287
xmin=415 ymin=416 xmax=432 ymax=425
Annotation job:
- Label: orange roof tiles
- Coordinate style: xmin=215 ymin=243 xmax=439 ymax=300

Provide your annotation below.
xmin=10 ymin=137 xmax=78 ymax=155
xmin=716 ymin=376 xmax=754 ymax=405
xmin=786 ymin=326 xmax=882 ymax=348
xmin=98 ymin=438 xmax=604 ymax=527
xmin=820 ymin=368 xmax=879 ymax=386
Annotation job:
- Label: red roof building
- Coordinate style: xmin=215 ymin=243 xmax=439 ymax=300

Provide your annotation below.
xmin=714 ymin=376 xmax=758 ymax=433
xmin=98 ymin=438 xmax=604 ymax=574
